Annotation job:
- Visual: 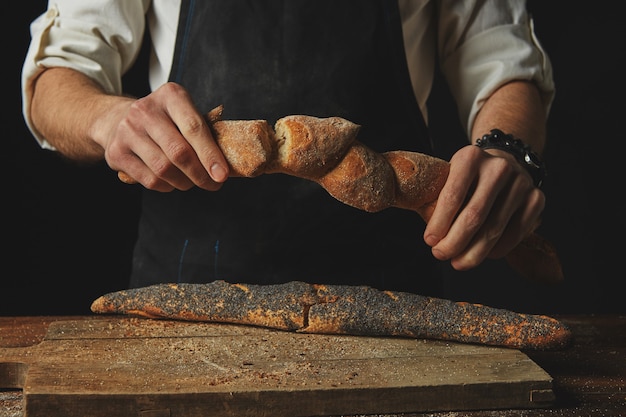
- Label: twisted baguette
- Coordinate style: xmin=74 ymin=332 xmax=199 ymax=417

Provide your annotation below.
xmin=211 ymin=109 xmax=562 ymax=283
xmin=212 ymin=114 xmax=449 ymax=215
xmin=118 ymin=106 xmax=563 ymax=283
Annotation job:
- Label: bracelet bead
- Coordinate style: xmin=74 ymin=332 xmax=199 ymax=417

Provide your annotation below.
xmin=475 ymin=129 xmax=546 ymax=188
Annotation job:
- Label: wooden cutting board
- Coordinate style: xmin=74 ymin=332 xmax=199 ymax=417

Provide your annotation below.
xmin=0 ymin=316 xmax=555 ymax=417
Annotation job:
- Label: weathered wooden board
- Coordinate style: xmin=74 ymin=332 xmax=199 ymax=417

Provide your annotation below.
xmin=0 ymin=317 xmax=555 ymax=417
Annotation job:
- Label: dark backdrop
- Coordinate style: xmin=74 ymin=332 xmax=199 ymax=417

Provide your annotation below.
xmin=3 ymin=2 xmax=624 ymax=315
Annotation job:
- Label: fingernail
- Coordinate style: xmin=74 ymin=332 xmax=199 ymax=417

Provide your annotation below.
xmin=210 ymin=163 xmax=228 ymax=182
xmin=424 ymin=234 xmax=438 ymax=246
xmin=431 ymin=248 xmax=446 ymax=260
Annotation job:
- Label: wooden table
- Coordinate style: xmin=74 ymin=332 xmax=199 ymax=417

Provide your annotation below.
xmin=1 ymin=315 xmax=624 ymax=416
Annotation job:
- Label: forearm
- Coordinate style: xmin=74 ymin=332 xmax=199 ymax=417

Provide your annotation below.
xmin=30 ymin=67 xmax=134 ymax=162
xmin=471 ymin=80 xmax=547 ymax=154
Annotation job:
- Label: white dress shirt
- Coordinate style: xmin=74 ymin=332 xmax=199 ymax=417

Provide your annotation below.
xmin=22 ymin=0 xmax=554 ymax=150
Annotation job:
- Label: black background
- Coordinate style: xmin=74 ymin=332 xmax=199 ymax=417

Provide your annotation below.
xmin=3 ymin=2 xmax=624 ymax=315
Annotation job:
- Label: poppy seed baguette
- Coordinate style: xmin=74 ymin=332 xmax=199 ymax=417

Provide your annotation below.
xmin=91 ymin=280 xmax=572 ymax=350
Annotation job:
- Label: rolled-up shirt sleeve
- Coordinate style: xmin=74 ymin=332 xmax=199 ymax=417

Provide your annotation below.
xmin=437 ymin=0 xmax=555 ymax=137
xmin=21 ymin=0 xmax=148 ymax=149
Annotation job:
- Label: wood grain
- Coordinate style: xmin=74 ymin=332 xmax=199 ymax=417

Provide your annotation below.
xmin=0 ymin=317 xmax=555 ymax=417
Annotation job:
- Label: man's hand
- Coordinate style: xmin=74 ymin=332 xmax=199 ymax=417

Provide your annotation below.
xmin=102 ymin=82 xmax=229 ymax=192
xmin=30 ymin=68 xmax=229 ymax=192
xmin=423 ymin=144 xmax=545 ymax=271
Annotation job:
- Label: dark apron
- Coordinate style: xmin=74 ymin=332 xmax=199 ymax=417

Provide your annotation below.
xmin=130 ymin=0 xmax=441 ymax=295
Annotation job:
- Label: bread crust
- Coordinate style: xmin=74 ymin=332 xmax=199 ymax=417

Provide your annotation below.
xmin=319 ymin=143 xmax=396 ymax=212
xmin=272 ymin=115 xmax=360 ymax=178
xmin=91 ymin=280 xmax=573 ymax=350
xmin=212 ymin=120 xmax=274 ymax=177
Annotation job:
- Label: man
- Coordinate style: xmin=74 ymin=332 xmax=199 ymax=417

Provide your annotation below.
xmin=22 ymin=1 xmax=553 ymax=293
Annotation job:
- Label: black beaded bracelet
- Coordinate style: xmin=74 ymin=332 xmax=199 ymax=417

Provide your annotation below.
xmin=475 ymin=129 xmax=547 ymax=188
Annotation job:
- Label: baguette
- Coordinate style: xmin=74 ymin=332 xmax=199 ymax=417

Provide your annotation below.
xmin=118 ymin=107 xmax=563 ymax=283
xmin=91 ymin=280 xmax=572 ymax=350
xmin=210 ymin=109 xmax=562 ymax=283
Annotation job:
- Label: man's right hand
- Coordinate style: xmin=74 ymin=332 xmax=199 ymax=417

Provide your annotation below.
xmin=30 ymin=68 xmax=229 ymax=192
xmin=102 ymin=82 xmax=229 ymax=192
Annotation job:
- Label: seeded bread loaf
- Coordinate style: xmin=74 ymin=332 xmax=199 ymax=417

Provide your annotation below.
xmin=91 ymin=280 xmax=572 ymax=350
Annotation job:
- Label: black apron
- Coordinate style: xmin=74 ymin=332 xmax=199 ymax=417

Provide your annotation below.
xmin=130 ymin=0 xmax=441 ymax=295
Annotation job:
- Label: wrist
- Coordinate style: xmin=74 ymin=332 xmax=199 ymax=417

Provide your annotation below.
xmin=475 ymin=129 xmax=547 ymax=188
xmin=90 ymin=98 xmax=134 ymax=149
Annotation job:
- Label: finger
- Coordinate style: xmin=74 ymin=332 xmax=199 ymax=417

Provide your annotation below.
xmin=448 ymin=173 xmax=545 ymax=270
xmin=116 ymin=152 xmax=180 ymax=192
xmin=424 ymin=146 xmax=480 ymax=247
xmin=433 ymin=150 xmax=530 ymax=262
xmin=447 ymin=177 xmax=525 ymax=270
xmin=114 ymin=123 xmax=196 ymax=191
xmin=487 ymin=187 xmax=545 ymax=259
xmin=432 ymin=161 xmax=506 ymax=260
xmin=161 ymin=85 xmax=229 ymax=187
xmin=141 ymin=118 xmax=205 ymax=189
